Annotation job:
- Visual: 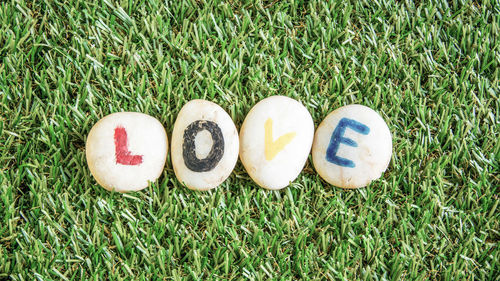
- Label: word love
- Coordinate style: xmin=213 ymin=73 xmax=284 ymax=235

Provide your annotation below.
xmin=85 ymin=97 xmax=392 ymax=192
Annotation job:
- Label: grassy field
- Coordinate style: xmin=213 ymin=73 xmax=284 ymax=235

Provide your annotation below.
xmin=1 ymin=0 xmax=499 ymax=280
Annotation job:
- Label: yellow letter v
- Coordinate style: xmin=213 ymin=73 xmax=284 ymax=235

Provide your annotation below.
xmin=264 ymin=118 xmax=296 ymax=161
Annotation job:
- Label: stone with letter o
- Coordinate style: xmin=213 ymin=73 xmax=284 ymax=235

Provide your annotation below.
xmin=171 ymin=100 xmax=239 ymax=191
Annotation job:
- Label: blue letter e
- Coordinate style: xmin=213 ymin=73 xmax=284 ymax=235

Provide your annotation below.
xmin=326 ymin=118 xmax=370 ymax=168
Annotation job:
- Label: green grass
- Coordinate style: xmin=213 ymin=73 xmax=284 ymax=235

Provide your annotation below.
xmin=1 ymin=0 xmax=499 ymax=280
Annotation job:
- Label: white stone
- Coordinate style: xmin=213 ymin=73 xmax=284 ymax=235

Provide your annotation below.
xmin=171 ymin=100 xmax=239 ymax=191
xmin=86 ymin=112 xmax=168 ymax=192
xmin=312 ymin=104 xmax=392 ymax=189
xmin=239 ymin=96 xmax=314 ymax=190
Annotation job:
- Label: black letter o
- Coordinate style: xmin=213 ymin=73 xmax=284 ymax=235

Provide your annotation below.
xmin=182 ymin=120 xmax=225 ymax=172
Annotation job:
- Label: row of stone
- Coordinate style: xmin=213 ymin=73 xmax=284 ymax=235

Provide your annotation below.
xmin=86 ymin=96 xmax=392 ymax=192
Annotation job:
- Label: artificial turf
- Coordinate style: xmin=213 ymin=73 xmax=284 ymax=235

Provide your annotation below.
xmin=0 ymin=0 xmax=499 ymax=280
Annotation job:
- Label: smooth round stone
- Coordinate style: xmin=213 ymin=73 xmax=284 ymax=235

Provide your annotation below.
xmin=171 ymin=100 xmax=239 ymax=191
xmin=86 ymin=112 xmax=168 ymax=192
xmin=239 ymin=96 xmax=314 ymax=190
xmin=312 ymin=104 xmax=392 ymax=189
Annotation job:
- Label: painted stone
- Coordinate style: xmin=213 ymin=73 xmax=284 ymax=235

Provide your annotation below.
xmin=86 ymin=112 xmax=168 ymax=192
xmin=171 ymin=100 xmax=239 ymax=191
xmin=312 ymin=104 xmax=392 ymax=189
xmin=239 ymin=96 xmax=314 ymax=190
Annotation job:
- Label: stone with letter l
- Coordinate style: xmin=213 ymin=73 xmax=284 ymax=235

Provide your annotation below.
xmin=86 ymin=112 xmax=168 ymax=192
